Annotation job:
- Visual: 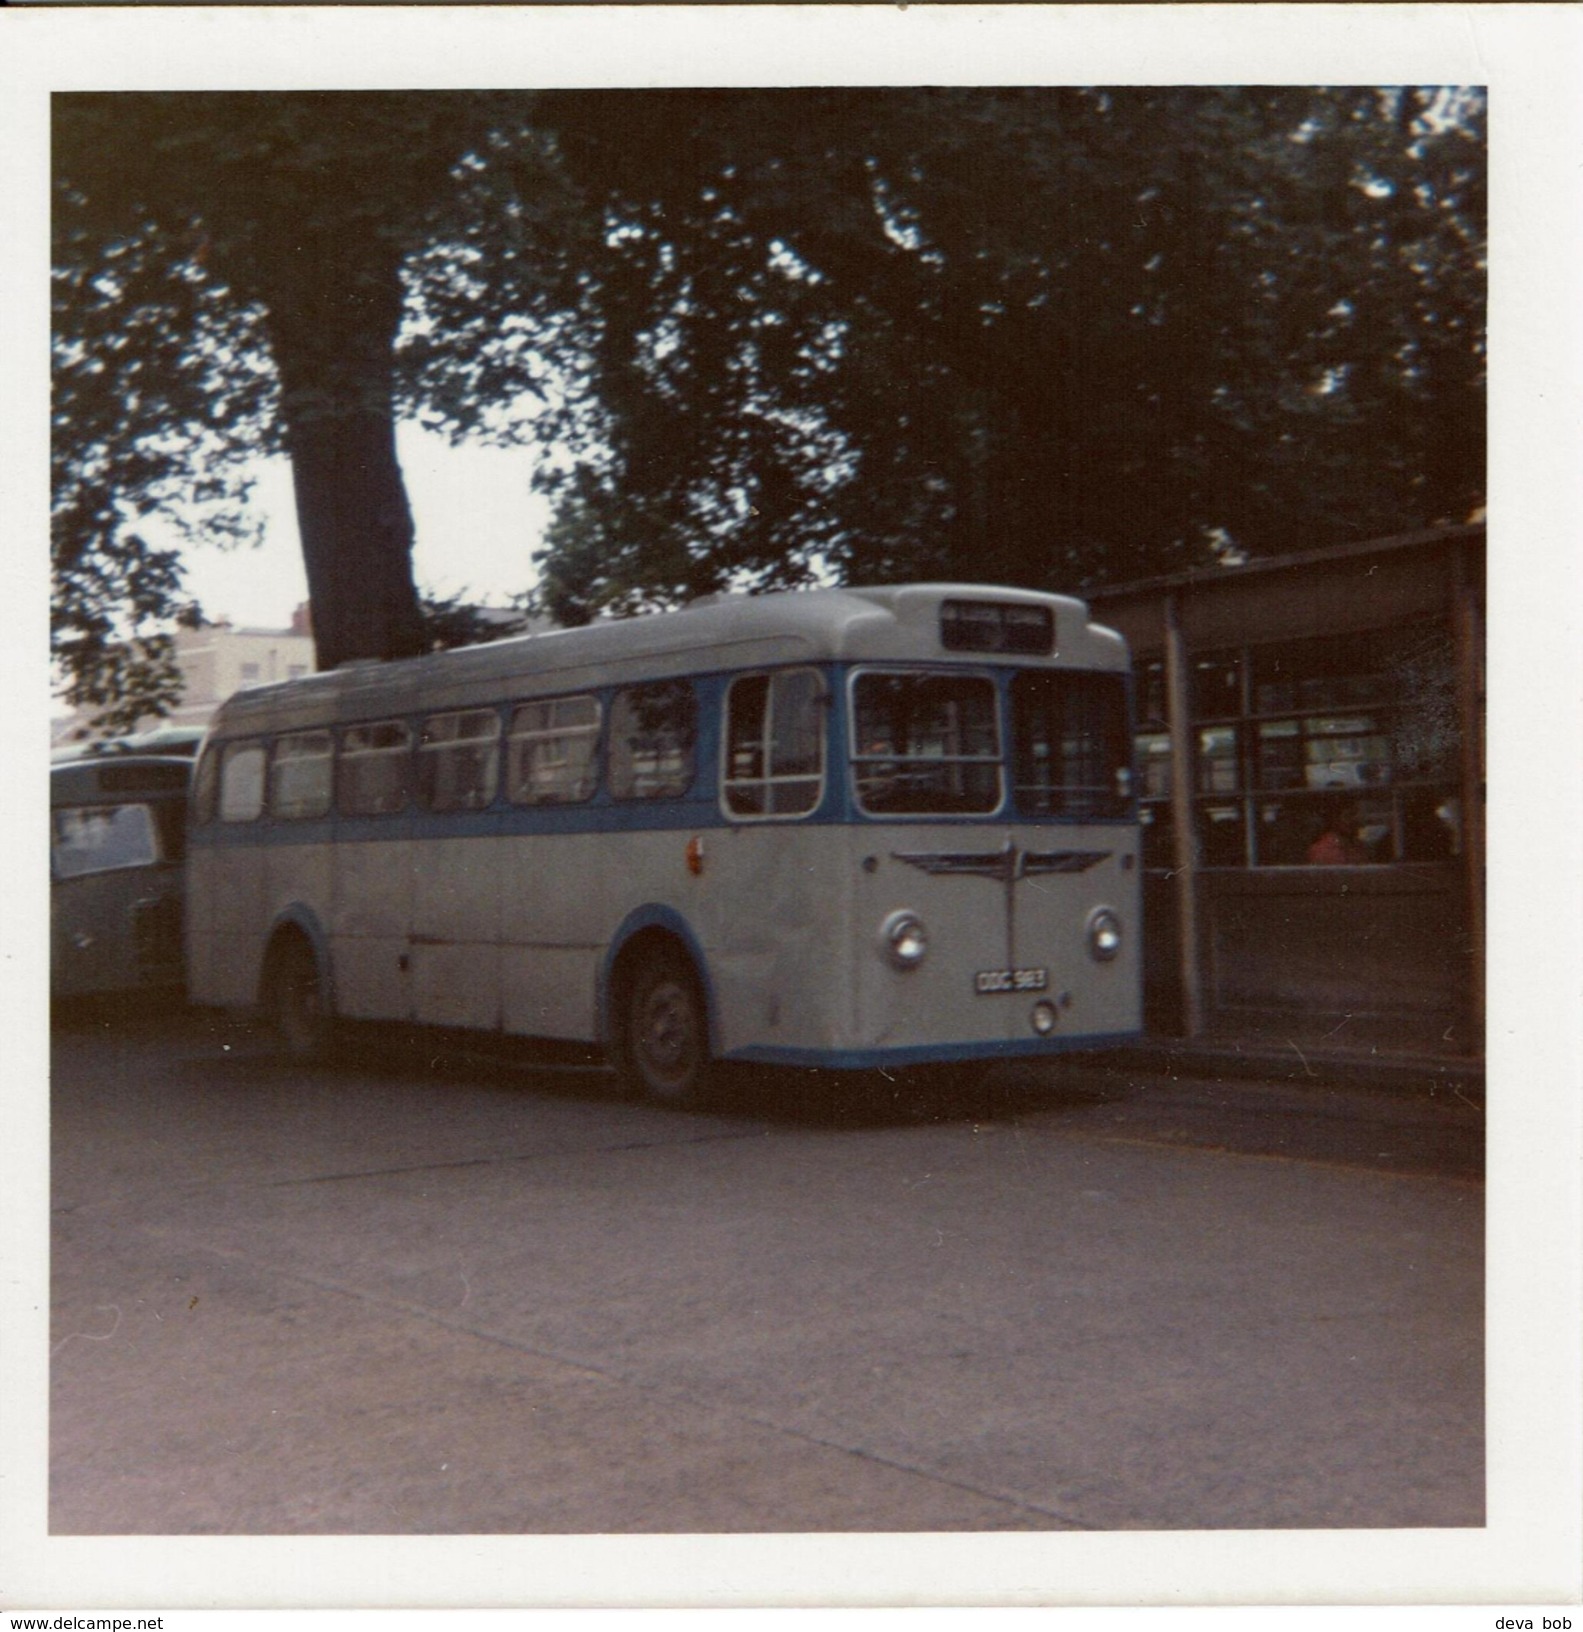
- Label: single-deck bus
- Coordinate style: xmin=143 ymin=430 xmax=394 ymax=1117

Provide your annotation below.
xmin=52 ymin=754 xmax=191 ymax=997
xmin=186 ymin=585 xmax=1141 ymax=1104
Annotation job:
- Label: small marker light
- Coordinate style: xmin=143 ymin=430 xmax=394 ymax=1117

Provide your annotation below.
xmin=1031 ymin=1001 xmax=1058 ymax=1036
xmin=686 ymin=835 xmax=705 ymax=876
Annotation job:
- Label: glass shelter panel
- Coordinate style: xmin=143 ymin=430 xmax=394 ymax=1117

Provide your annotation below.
xmin=1134 ymin=621 xmax=1464 ymax=868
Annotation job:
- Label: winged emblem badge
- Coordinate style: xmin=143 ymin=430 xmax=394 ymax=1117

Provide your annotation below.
xmin=890 ymin=842 xmax=1109 ymax=882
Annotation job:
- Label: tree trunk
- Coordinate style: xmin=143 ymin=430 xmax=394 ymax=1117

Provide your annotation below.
xmin=263 ymin=230 xmax=427 ymax=673
xmin=280 ymin=389 xmax=427 ymax=672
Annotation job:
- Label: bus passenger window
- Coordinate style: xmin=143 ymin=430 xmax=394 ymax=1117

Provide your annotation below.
xmin=270 ymin=731 xmax=334 ymax=820
xmin=218 ymin=742 xmax=267 ymax=823
xmin=338 ymin=721 xmax=413 ymax=817
xmin=420 ymin=709 xmax=501 ymax=812
xmin=724 ymin=669 xmax=826 ymax=818
xmin=508 ymin=696 xmax=599 ymax=805
xmin=609 ymin=681 xmax=696 ymax=800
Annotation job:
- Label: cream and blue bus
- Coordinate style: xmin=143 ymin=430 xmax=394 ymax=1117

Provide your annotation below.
xmin=185 ymin=584 xmax=1140 ymax=1106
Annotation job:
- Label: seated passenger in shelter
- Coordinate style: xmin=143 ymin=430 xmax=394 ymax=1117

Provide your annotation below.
xmin=1306 ymin=799 xmax=1369 ymax=865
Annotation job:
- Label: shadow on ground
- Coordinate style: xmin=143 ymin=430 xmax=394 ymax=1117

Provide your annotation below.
xmin=70 ymin=1001 xmax=1481 ymax=1177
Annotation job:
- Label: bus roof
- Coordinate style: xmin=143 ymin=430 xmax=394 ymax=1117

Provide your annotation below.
xmin=204 ymin=583 xmax=1128 ymax=738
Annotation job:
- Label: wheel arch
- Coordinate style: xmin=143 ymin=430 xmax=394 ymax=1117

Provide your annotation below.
xmin=598 ymin=905 xmax=716 ymax=1058
xmin=259 ymin=903 xmax=335 ymax=1017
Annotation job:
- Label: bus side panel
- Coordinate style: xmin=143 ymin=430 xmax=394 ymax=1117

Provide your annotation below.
xmin=267 ymin=838 xmax=333 ymax=984
xmin=184 ymin=842 xmax=219 ymax=1005
xmin=330 ymin=834 xmax=414 ymax=1021
xmin=499 ymin=829 xmax=666 ymax=1045
xmin=499 ymin=835 xmax=597 ymax=1037
xmin=409 ymin=832 xmax=503 ymax=1031
xmin=500 ymin=945 xmax=598 ymax=1040
xmin=192 ymin=839 xmax=269 ymax=1008
xmin=494 ymin=824 xmax=849 ymax=1057
xmin=693 ymin=823 xmax=854 ymax=1058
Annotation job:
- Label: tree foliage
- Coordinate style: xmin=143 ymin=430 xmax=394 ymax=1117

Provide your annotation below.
xmin=530 ymin=87 xmax=1486 ymax=621
xmin=52 ymin=88 xmax=1485 ymax=716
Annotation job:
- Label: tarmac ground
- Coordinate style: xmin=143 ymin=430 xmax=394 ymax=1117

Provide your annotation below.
xmin=49 ymin=1002 xmax=1484 ymax=1537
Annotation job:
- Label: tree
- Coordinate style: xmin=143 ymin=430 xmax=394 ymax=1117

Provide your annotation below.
xmin=51 ymin=198 xmax=272 ymax=731
xmin=54 ymin=89 xmax=1485 ymax=718
xmin=530 ymin=87 xmax=1486 ymax=618
xmin=53 ymin=90 xmax=578 ymax=712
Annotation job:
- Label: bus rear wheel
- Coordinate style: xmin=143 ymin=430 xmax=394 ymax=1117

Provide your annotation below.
xmin=264 ymin=934 xmax=331 ymax=1063
xmin=622 ymin=947 xmax=712 ymax=1109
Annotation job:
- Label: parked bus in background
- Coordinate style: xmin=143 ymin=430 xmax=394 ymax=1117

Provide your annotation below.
xmin=185 ymin=585 xmax=1140 ymax=1106
xmin=51 ymin=753 xmax=192 ymax=998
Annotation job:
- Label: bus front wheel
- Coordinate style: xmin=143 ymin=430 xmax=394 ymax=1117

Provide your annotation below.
xmin=264 ymin=934 xmax=331 ymax=1063
xmin=622 ymin=947 xmax=712 ymax=1109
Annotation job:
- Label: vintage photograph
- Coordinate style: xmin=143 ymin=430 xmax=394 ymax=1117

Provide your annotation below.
xmin=9 ymin=2 xmax=1581 ymax=1618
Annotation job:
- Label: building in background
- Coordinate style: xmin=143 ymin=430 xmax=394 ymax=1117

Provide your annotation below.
xmin=53 ymin=605 xmax=318 ymax=748
xmin=1088 ymin=522 xmax=1484 ymax=1064
xmin=52 ymin=603 xmax=545 ymax=750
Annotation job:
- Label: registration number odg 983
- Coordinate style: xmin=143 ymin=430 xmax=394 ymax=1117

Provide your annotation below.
xmin=974 ymin=967 xmax=1049 ymax=995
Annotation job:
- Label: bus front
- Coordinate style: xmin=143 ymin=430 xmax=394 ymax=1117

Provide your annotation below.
xmin=836 ymin=589 xmax=1141 ymax=1068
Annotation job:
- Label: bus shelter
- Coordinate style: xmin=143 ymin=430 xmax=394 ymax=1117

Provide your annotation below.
xmin=1088 ymin=523 xmax=1485 ymax=1065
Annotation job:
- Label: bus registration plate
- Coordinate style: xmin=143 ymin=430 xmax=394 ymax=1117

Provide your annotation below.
xmin=974 ymin=967 xmax=1048 ymax=995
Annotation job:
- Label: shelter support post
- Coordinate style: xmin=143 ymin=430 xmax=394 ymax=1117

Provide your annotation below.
xmin=1452 ymin=544 xmax=1485 ymax=1048
xmin=1164 ymin=589 xmax=1206 ymax=1038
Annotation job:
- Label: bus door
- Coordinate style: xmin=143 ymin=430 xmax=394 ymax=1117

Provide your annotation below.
xmin=331 ymin=720 xmax=418 ymax=1023
xmin=200 ymin=739 xmax=271 ymax=1003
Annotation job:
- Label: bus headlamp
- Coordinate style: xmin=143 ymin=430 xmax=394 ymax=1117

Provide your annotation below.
xmin=880 ymin=910 xmax=929 ymax=970
xmin=1087 ymin=907 xmax=1123 ymax=962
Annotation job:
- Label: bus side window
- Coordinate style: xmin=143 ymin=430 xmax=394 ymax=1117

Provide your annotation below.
xmin=724 ymin=669 xmax=826 ymax=818
xmin=218 ymin=742 xmax=267 ymax=823
xmin=508 ymin=695 xmax=600 ymax=805
xmin=339 ymin=721 xmax=413 ymax=817
xmin=419 ymin=709 xmax=501 ymax=813
xmin=609 ymin=681 xmax=696 ymax=800
xmin=270 ymin=730 xmax=334 ymax=820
